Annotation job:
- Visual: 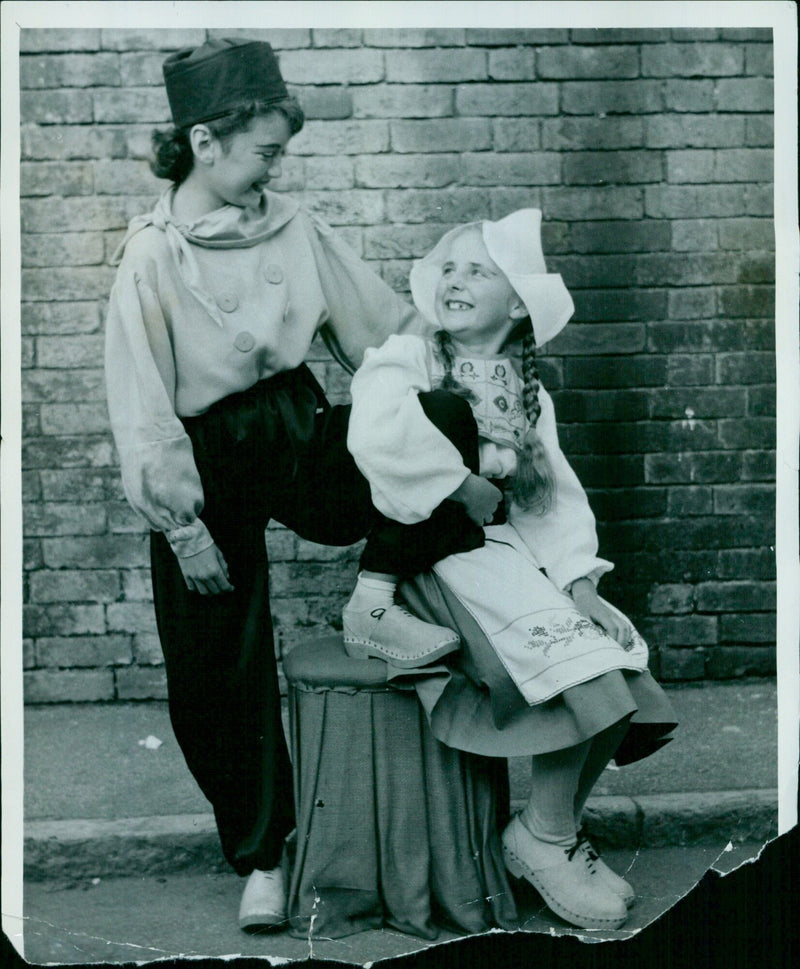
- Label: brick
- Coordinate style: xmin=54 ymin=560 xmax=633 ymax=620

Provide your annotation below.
xmin=108 ymin=502 xmax=149 ymax=534
xmin=462 ymin=153 xmax=561 ymax=186
xmin=24 ymin=603 xmax=106 ymax=637
xmin=457 ymin=83 xmax=559 ymax=117
xmin=93 ymin=87 xmax=170 ymax=123
xmin=24 ymin=540 xmax=45 ymax=571
xmin=666 ymin=150 xmax=714 ymax=184
xmin=119 ymin=51 xmax=165 ymax=87
xmin=36 ymin=335 xmax=105 ymax=369
xmin=28 ymin=569 xmax=119 ymax=603
xmin=22 ymin=53 xmax=121 ymax=89
xmin=21 ymin=302 xmax=102 ymax=335
xmin=298 ymin=87 xmax=353 ymax=120
xmin=493 ymin=119 xmax=541 ymax=152
xmin=23 ymin=502 xmax=106 ymax=536
xmin=23 ymin=196 xmax=148 ymax=232
xmin=747 ymin=386 xmax=776 ymax=417
xmin=562 ymin=81 xmax=663 ymax=116
xmin=667 ymin=288 xmax=716 ymax=319
xmin=24 ymin=640 xmax=36 ymax=670
xmin=116 ymin=667 xmax=168 ymax=700
xmin=566 ymin=355 xmax=667 ymax=389
xmin=570 ymin=30 xmax=671 ymax=44
xmin=23 ymin=404 xmax=41 ymax=436
xmin=714 ymin=148 xmax=774 ymax=185
xmin=715 ymin=78 xmax=774 ymax=113
xmin=466 ymin=29 xmax=567 ymax=46
xmin=548 ymin=323 xmax=645 ymax=356
xmin=42 ymin=535 xmax=149 ymax=569
xmin=564 ymin=151 xmax=662 ymax=186
xmin=488 ymin=49 xmax=536 ymax=81
xmin=714 ymin=484 xmax=775 ymax=516
xmin=746 ymin=115 xmax=773 ymax=147
xmin=301 ymin=190 xmax=384 ymax=226
xmin=385 ymin=48 xmax=485 ymax=83
xmin=21 ymin=160 xmax=95 ymax=198
xmin=354 ymin=154 xmax=459 ymax=188
xmin=269 ymin=562 xmax=357 ymax=598
xmin=385 ymin=188 xmax=490 ymax=224
xmin=717 ymin=548 xmax=775 ymax=580
xmin=133 ymin=633 xmax=163 ymax=665
xmin=569 ymin=455 xmax=644 ymax=488
xmin=41 ymin=404 xmax=110 ymax=435
xmin=22 ymin=471 xmax=42 ymax=503
xmin=743 ymin=184 xmax=773 ymax=216
xmin=745 ymin=45 xmax=774 ymax=77
xmin=644 ymin=452 xmax=741 ymax=484
xmin=21 ymin=122 xmax=127 ymax=162
xmin=263 ymin=529 xmax=296 ymax=562
xmin=572 ymin=289 xmax=668 ymax=324
xmin=24 ymin=669 xmax=114 ymax=703
xmin=717 ymin=351 xmax=775 ymax=383
xmin=707 ymin=646 xmax=775 ymax=679
xmin=541 ymin=186 xmax=643 ymax=221
xmin=742 ymin=451 xmax=775 ymax=481
xmin=642 ymin=44 xmax=744 ymax=77
xmin=570 ymin=220 xmax=671 ymax=253
xmin=538 ymin=45 xmax=639 ymax=79
xmin=666 ymin=486 xmax=713 ymax=516
xmin=205 ymin=29 xmax=310 ymax=50
xmin=542 ymin=117 xmax=644 ymax=151
xmin=586 ymin=488 xmax=666 ymax=521
xmin=644 ymin=185 xmax=750 ymax=219
xmin=289 ymin=121 xmax=389 ymax=156
xmin=20 ymin=29 xmax=102 ymax=53
xmin=718 ymin=218 xmax=774 ymax=251
xmin=21 ymin=90 xmax=94 ymax=125
xmin=94 ymin=160 xmax=166 ymax=195
xmin=648 ymin=321 xmax=773 ymax=354
xmin=720 ymin=29 xmax=772 ymax=41
xmin=39 ymin=469 xmax=112 ymax=501
xmin=648 ymin=584 xmax=695 ymax=614
xmin=718 ymin=418 xmax=776 ymax=450
xmin=671 ymin=220 xmax=718 ymax=252
xmin=658 ymin=647 xmax=706 ymax=681
xmin=100 ymin=28 xmax=206 ymax=50
xmin=106 ymin=602 xmax=158 ymax=635
xmin=645 ymin=115 xmax=745 ymax=149
xmin=663 ymin=80 xmax=715 ymax=113
xmin=311 ymin=29 xmax=363 ymax=48
xmin=640 ymin=615 xmax=718 ymax=646
xmin=391 ymin=119 xmax=491 ymax=153
xmin=280 ymin=49 xmax=384 ymax=85
xmin=364 ymin=223 xmax=461 ymax=259
xmin=719 ymin=613 xmax=776 ymax=644
xmin=696 ymin=581 xmax=776 ymax=613
xmin=352 ymin=84 xmax=452 ymax=119
xmin=21 ymin=233 xmax=105 ymax=269
xmin=487 ymin=188 xmax=543 ymax=219
xmin=121 ymin=570 xmax=153 ymax=601
xmin=296 ymin=539 xmax=361 ymax=563
xmin=36 ymin=635 xmax=131 ymax=668
xmin=21 ymin=339 xmax=36 ymax=369
xmin=649 ymin=388 xmax=746 ymax=419
xmin=365 ymin=29 xmax=467 ymax=47
xmin=550 ymin=389 xmax=649 ymax=423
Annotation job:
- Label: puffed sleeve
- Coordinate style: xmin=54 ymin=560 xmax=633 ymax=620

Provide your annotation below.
xmin=104 ymin=263 xmax=214 ymax=559
xmin=347 ymin=334 xmax=471 ymax=523
xmin=509 ymin=386 xmax=613 ymax=591
xmin=303 ymin=212 xmax=430 ymax=372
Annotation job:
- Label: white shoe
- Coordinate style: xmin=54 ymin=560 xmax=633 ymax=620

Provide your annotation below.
xmin=238 ymin=866 xmax=286 ymax=932
xmin=501 ymin=815 xmax=628 ymax=930
xmin=576 ymin=831 xmax=635 ymax=909
xmin=342 ymin=603 xmax=459 ymax=668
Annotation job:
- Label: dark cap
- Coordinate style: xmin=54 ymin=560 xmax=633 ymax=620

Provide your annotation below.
xmin=163 ymin=38 xmax=289 ymax=129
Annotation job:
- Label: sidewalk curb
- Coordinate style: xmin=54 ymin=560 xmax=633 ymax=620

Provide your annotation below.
xmin=25 ymin=789 xmax=778 ymax=882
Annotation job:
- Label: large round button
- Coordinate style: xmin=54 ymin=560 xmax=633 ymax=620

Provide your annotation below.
xmin=264 ymin=264 xmax=284 ymax=285
xmin=234 ymin=331 xmax=256 ymax=352
xmin=216 ymin=290 xmax=239 ymax=313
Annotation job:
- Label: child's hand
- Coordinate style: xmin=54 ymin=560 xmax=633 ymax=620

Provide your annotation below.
xmin=178 ymin=544 xmax=235 ymax=595
xmin=450 ymin=473 xmax=503 ymax=525
xmin=569 ymin=578 xmax=630 ymax=646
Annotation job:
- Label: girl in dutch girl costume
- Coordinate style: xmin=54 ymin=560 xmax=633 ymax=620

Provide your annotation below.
xmin=346 ymin=210 xmax=678 ymax=931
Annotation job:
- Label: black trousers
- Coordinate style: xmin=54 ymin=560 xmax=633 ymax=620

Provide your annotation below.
xmin=150 ymin=366 xmax=490 ymax=875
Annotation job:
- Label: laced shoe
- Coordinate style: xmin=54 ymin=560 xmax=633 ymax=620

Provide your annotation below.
xmin=576 ymin=829 xmax=635 ymax=909
xmin=238 ymin=866 xmax=287 ymax=932
xmin=501 ymin=814 xmax=628 ymax=930
xmin=342 ymin=603 xmax=459 ymax=668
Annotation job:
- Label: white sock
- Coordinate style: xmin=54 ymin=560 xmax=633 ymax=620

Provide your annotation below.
xmin=346 ymin=574 xmax=396 ymax=613
xmin=520 ymin=742 xmax=591 ymax=846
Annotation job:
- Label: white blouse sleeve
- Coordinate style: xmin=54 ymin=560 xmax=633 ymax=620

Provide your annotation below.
xmin=347 ymin=334 xmax=471 ymax=524
xmin=104 ymin=264 xmax=214 ymax=559
xmin=303 ymin=212 xmax=429 ymax=373
xmin=508 ymin=386 xmax=613 ymax=591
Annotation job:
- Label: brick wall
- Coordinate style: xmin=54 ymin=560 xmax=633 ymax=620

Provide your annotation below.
xmin=19 ymin=27 xmax=776 ymax=702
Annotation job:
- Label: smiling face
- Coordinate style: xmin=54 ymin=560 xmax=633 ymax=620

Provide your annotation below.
xmin=433 ymin=228 xmax=527 ymax=353
xmin=193 ymin=111 xmax=291 ymax=211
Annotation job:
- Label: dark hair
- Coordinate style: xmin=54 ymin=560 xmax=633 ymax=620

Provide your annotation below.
xmin=433 ymin=326 xmax=556 ymax=515
xmin=150 ymin=97 xmax=305 ymax=185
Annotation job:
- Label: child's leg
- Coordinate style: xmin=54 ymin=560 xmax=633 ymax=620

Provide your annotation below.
xmin=574 ymin=719 xmax=629 ymax=825
xmin=521 ymin=741 xmax=591 ymax=844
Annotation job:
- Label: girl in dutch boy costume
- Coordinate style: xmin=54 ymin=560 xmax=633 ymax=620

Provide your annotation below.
xmin=104 ymin=38 xmax=472 ymax=932
xmin=346 ymin=210 xmax=678 ymax=931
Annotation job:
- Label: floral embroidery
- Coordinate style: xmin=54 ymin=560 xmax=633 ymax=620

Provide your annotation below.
xmin=525 ymin=615 xmax=605 ymax=655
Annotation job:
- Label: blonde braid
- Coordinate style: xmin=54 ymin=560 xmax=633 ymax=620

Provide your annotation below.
xmin=511 ymin=327 xmax=556 ymax=515
xmin=433 ymin=330 xmax=480 ymax=403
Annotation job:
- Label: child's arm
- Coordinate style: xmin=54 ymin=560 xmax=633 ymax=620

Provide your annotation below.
xmin=347 ymin=334 xmax=475 ymax=523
